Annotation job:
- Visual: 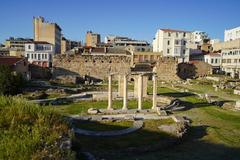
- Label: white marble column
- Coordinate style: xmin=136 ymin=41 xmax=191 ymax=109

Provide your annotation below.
xmin=108 ymin=74 xmax=113 ymax=110
xmin=138 ymin=74 xmax=143 ymax=110
xmin=152 ymin=74 xmax=157 ymax=110
xmin=122 ymin=75 xmax=128 ymax=110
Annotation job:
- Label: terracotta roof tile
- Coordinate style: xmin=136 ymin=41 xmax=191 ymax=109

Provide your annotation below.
xmin=0 ymin=56 xmax=25 ymax=66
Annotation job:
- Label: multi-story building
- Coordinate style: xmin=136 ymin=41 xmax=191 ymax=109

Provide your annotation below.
xmin=61 ymin=37 xmax=81 ymax=54
xmin=4 ymin=37 xmax=33 ymax=57
xmin=153 ymin=29 xmax=192 ymax=62
xmin=4 ymin=37 xmax=33 ymax=50
xmin=191 ymin=31 xmax=209 ymax=44
xmin=33 ymin=16 xmax=62 ymax=54
xmin=224 ymin=26 xmax=240 ymax=42
xmin=24 ymin=41 xmax=54 ymax=68
xmin=204 ymin=53 xmax=221 ymax=72
xmin=221 ymin=48 xmax=240 ymax=78
xmin=105 ymin=35 xmax=151 ymax=52
xmin=85 ymin=31 xmax=101 ymax=47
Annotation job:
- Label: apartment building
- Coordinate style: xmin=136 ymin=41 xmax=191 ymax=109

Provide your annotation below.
xmin=33 ymin=16 xmax=62 ymax=54
xmin=85 ymin=31 xmax=101 ymax=47
xmin=61 ymin=37 xmax=81 ymax=54
xmin=153 ymin=29 xmax=192 ymax=62
xmin=191 ymin=31 xmax=209 ymax=44
xmin=221 ymin=48 xmax=240 ymax=78
xmin=224 ymin=26 xmax=240 ymax=42
xmin=24 ymin=41 xmax=54 ymax=68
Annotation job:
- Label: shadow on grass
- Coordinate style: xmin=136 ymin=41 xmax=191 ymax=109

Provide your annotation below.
xmin=72 ymin=120 xmax=240 ymax=160
xmin=179 ymin=100 xmax=234 ymax=111
xmin=135 ymin=125 xmax=240 ymax=160
xmin=71 ymin=120 xmax=213 ymax=160
xmin=159 ymin=92 xmax=195 ymax=98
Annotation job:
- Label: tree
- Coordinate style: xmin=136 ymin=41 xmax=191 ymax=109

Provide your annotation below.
xmin=0 ymin=65 xmax=24 ymax=95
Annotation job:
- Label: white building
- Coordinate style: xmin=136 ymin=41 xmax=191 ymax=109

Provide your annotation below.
xmin=210 ymin=39 xmax=221 ymax=45
xmin=24 ymin=41 xmax=54 ymax=67
xmin=221 ymin=48 xmax=240 ymax=78
xmin=224 ymin=26 xmax=240 ymax=42
xmin=204 ymin=53 xmax=221 ymax=71
xmin=153 ymin=29 xmax=192 ymax=62
xmin=191 ymin=31 xmax=209 ymax=44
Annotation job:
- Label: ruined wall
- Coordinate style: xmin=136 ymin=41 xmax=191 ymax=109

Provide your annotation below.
xmin=155 ymin=57 xmax=180 ymax=81
xmin=53 ymin=54 xmax=132 ymax=80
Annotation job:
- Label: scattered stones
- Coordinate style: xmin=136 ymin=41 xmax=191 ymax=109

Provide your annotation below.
xmin=233 ymin=89 xmax=240 ymax=95
xmin=158 ymin=121 xmax=188 ymax=137
xmin=88 ymin=108 xmax=101 ymax=114
xmin=235 ymin=101 xmax=240 ymax=110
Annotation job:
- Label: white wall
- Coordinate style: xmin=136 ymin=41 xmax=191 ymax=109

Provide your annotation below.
xmin=224 ymin=26 xmax=240 ymax=42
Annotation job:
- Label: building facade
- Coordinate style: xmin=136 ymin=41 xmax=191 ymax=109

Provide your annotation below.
xmin=33 ymin=16 xmax=62 ymax=54
xmin=4 ymin=37 xmax=33 ymax=57
xmin=61 ymin=37 xmax=81 ymax=54
xmin=24 ymin=41 xmax=54 ymax=68
xmin=191 ymin=31 xmax=209 ymax=44
xmin=0 ymin=56 xmax=30 ymax=80
xmin=153 ymin=29 xmax=192 ymax=62
xmin=204 ymin=53 xmax=221 ymax=72
xmin=221 ymin=48 xmax=240 ymax=78
xmin=224 ymin=26 xmax=240 ymax=42
xmin=85 ymin=31 xmax=101 ymax=47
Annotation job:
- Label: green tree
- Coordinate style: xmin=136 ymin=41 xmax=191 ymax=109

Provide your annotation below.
xmin=0 ymin=65 xmax=24 ymax=95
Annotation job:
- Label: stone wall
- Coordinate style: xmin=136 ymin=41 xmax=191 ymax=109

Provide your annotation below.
xmin=53 ymin=54 xmax=132 ymax=81
xmin=155 ymin=57 xmax=180 ymax=81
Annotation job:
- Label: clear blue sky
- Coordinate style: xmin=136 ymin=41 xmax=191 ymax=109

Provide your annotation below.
xmin=0 ymin=0 xmax=239 ymax=43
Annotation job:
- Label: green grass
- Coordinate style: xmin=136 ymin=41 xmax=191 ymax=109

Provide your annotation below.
xmin=47 ymin=83 xmax=240 ymax=160
xmin=52 ymin=100 xmax=152 ymax=115
xmin=0 ymin=96 xmax=75 ymax=160
xmin=73 ymin=120 xmax=133 ymax=131
xmin=73 ymin=119 xmax=175 ymax=157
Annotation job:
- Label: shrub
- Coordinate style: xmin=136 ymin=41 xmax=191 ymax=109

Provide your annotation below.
xmin=0 ymin=65 xmax=25 ymax=95
xmin=0 ymin=96 xmax=75 ymax=160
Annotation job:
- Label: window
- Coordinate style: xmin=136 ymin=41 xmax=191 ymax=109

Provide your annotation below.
xmin=175 ymin=40 xmax=179 ymax=45
xmin=167 ymin=49 xmax=170 ymax=54
xmin=38 ymin=54 xmax=41 ymax=60
xmin=183 ymin=32 xmax=186 ymax=37
xmin=27 ymin=54 xmax=29 ymax=58
xmin=34 ymin=54 xmax=37 ymax=59
xmin=168 ymin=32 xmax=171 ymax=37
xmin=211 ymin=59 xmax=214 ymax=64
xmin=167 ymin=40 xmax=170 ymax=45
xmin=183 ymin=49 xmax=186 ymax=55
xmin=31 ymin=54 xmax=33 ymax=59
xmin=28 ymin=45 xmax=31 ymax=49
xmin=176 ymin=32 xmax=178 ymax=37
xmin=183 ymin=41 xmax=186 ymax=45
xmin=215 ymin=59 xmax=218 ymax=63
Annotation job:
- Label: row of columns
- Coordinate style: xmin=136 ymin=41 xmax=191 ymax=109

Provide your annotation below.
xmin=108 ymin=73 xmax=157 ymax=110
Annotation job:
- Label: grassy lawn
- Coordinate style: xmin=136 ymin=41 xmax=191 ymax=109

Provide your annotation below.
xmin=73 ymin=120 xmax=133 ymax=131
xmin=117 ymin=94 xmax=240 ymax=160
xmin=47 ymin=82 xmax=240 ymax=160
xmin=73 ymin=119 xmax=176 ymax=158
xmin=51 ymin=100 xmax=152 ymax=115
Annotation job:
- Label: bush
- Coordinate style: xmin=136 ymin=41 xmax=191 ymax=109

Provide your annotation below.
xmin=0 ymin=96 xmax=75 ymax=160
xmin=0 ymin=65 xmax=25 ymax=95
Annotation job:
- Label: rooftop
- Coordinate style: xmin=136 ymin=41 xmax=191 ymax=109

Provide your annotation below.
xmin=160 ymin=29 xmax=191 ymax=33
xmin=0 ymin=56 xmax=25 ymax=66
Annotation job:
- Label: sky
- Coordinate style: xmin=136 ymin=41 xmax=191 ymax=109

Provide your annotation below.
xmin=0 ymin=0 xmax=239 ymax=44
